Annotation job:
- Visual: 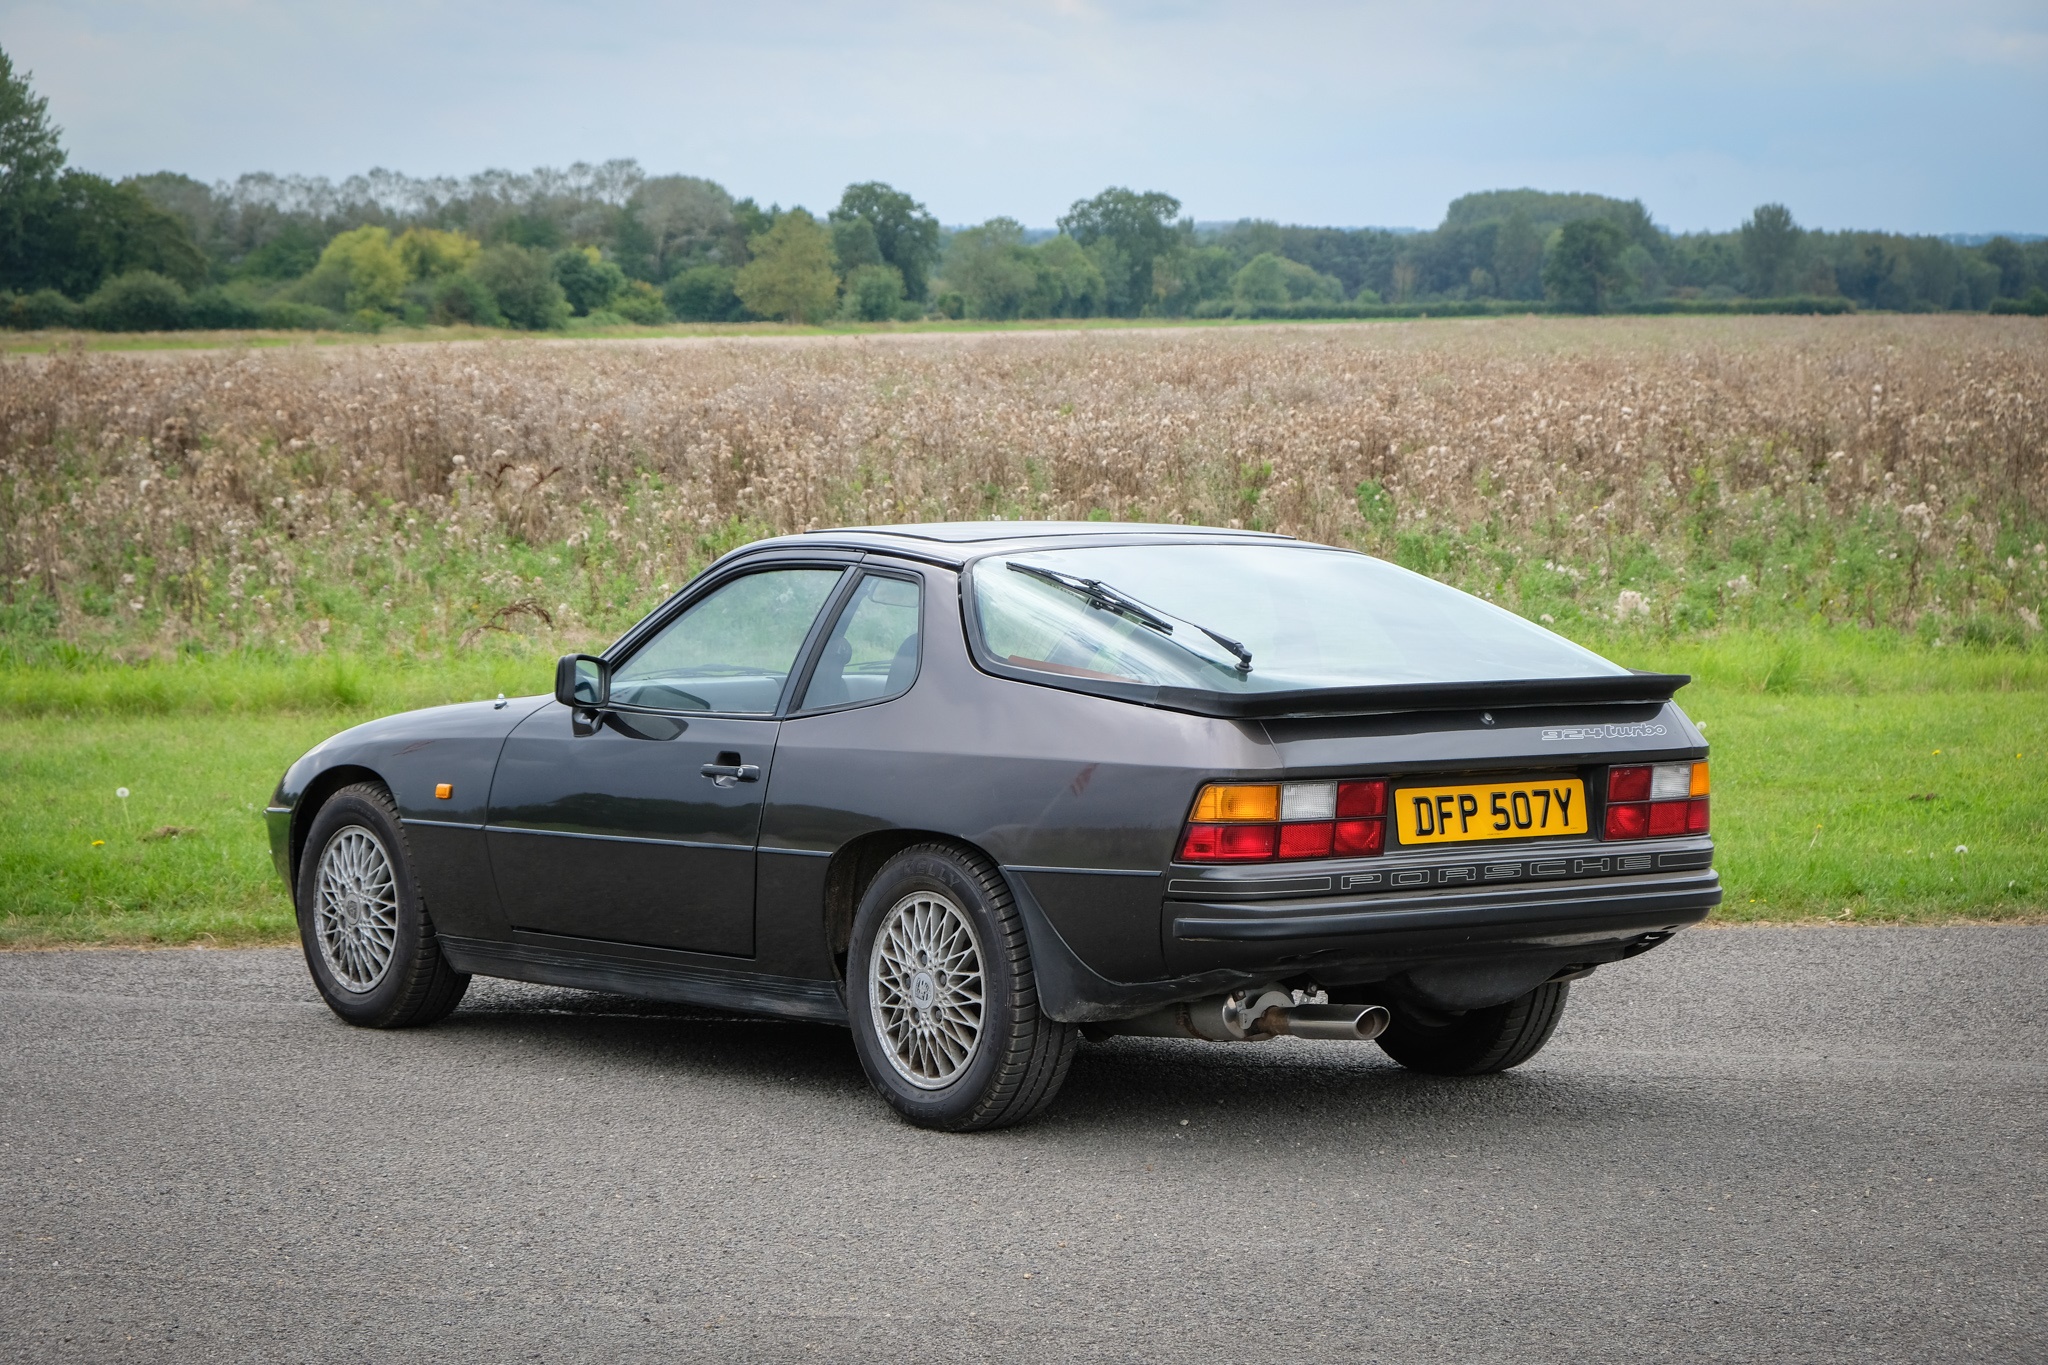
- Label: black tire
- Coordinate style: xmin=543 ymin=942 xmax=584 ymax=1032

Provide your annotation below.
xmin=846 ymin=843 xmax=1078 ymax=1131
xmin=295 ymin=782 xmax=469 ymax=1029
xmin=1376 ymin=980 xmax=1570 ymax=1076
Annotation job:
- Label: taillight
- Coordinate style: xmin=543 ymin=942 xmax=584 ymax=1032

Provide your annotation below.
xmin=1178 ymin=779 xmax=1388 ymax=863
xmin=1178 ymin=822 xmax=1278 ymax=862
xmin=1604 ymin=762 xmax=1709 ymax=839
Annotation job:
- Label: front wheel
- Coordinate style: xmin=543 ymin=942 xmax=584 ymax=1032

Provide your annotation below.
xmin=846 ymin=844 xmax=1077 ymax=1131
xmin=295 ymin=782 xmax=469 ymax=1029
xmin=1376 ymin=980 xmax=1570 ymax=1076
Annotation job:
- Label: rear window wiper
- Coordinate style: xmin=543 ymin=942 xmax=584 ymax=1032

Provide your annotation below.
xmin=1006 ymin=561 xmax=1253 ymax=673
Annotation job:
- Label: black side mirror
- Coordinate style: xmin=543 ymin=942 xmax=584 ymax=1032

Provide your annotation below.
xmin=554 ymin=654 xmax=609 ymax=709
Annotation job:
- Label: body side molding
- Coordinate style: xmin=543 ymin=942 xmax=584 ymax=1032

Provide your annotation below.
xmin=439 ymin=934 xmax=848 ymax=1024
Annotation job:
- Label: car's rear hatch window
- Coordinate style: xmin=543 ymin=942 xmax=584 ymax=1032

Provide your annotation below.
xmin=967 ymin=543 xmax=1651 ymax=715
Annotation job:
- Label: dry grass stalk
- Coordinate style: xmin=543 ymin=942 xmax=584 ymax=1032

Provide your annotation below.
xmin=2 ymin=316 xmax=2042 ymax=656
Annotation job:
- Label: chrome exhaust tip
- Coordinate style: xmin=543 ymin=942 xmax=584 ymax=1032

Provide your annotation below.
xmin=1099 ymin=993 xmax=1390 ymax=1043
xmin=1255 ymin=1002 xmax=1390 ymax=1041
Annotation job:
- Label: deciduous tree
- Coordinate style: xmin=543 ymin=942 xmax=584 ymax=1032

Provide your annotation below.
xmin=619 ymin=175 xmax=733 ymax=282
xmin=842 ymin=263 xmax=907 ymax=321
xmin=552 ymin=245 xmax=625 ymax=314
xmin=734 ymin=210 xmax=838 ymax=323
xmin=303 ymin=226 xmax=407 ymax=314
xmin=1025 ymin=235 xmax=1105 ymax=318
xmin=1740 ymin=204 xmax=1800 ymax=297
xmin=1542 ymin=219 xmax=1631 ymax=313
xmin=1058 ymin=187 xmax=1182 ymax=316
xmin=665 ymin=264 xmax=744 ymax=321
xmin=832 ymin=182 xmax=940 ymax=302
xmin=470 ymin=244 xmax=570 ymax=329
xmin=944 ymin=218 xmax=1037 ymax=319
xmin=396 ymin=227 xmax=479 ymax=280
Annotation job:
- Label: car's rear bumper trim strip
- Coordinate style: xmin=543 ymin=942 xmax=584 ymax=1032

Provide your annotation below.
xmin=1172 ymin=870 xmax=1721 ymax=942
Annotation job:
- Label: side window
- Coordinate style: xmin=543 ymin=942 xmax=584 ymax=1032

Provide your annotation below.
xmin=798 ymin=573 xmax=923 ymax=711
xmin=610 ymin=568 xmax=843 ymax=713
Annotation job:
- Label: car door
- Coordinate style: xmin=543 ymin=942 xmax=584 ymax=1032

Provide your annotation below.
xmin=485 ymin=564 xmax=849 ymax=956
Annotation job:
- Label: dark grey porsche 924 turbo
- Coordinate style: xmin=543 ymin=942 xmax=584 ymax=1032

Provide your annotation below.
xmin=268 ymin=521 xmax=1718 ymax=1129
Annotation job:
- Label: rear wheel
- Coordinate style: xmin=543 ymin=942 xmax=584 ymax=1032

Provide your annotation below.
xmin=295 ymin=783 xmax=469 ymax=1029
xmin=1376 ymin=980 xmax=1570 ymax=1076
xmin=846 ymin=844 xmax=1077 ymax=1131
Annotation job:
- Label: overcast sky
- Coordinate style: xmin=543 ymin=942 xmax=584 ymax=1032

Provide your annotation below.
xmin=5 ymin=1 xmax=2044 ymax=233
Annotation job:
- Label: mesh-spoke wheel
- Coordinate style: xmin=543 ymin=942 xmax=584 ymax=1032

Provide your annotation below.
xmin=295 ymin=783 xmax=468 ymax=1028
xmin=847 ymin=843 xmax=1077 ymax=1131
xmin=869 ymin=890 xmax=987 ymax=1089
xmin=315 ymin=827 xmax=400 ymax=992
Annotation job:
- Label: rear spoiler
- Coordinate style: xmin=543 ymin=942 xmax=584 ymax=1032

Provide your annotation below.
xmin=990 ymin=665 xmax=1691 ymax=720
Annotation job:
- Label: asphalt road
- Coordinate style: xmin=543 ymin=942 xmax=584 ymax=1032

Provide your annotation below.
xmin=3 ymin=927 xmax=2043 ymax=1364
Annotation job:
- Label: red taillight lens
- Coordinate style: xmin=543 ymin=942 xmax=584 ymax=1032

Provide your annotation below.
xmin=1605 ymin=802 xmax=1649 ymax=839
xmin=1179 ymin=823 xmax=1279 ymax=862
xmin=1278 ymin=822 xmax=1335 ymax=858
xmin=1687 ymin=797 xmax=1710 ymax=833
xmin=1608 ymin=766 xmax=1651 ymax=802
xmin=1647 ymin=801 xmax=1689 ymax=837
xmin=1336 ymin=780 xmax=1386 ymax=818
xmin=1333 ymin=818 xmax=1385 ymax=855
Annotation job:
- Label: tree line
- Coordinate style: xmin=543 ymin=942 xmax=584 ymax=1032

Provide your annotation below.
xmin=2 ymin=49 xmax=2043 ymax=333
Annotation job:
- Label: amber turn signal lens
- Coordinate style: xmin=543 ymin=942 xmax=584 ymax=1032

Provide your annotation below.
xmin=1690 ymin=762 xmax=1711 ymax=796
xmin=434 ymin=783 xmax=453 ymax=800
xmin=1190 ymin=783 xmax=1280 ymax=823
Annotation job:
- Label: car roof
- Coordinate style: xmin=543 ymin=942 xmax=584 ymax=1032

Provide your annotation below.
xmin=735 ymin=521 xmax=1301 ymax=568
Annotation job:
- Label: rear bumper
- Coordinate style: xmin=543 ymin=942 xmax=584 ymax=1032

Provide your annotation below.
xmin=1008 ymin=861 xmax=1718 ymax=1024
xmin=1169 ymin=868 xmax=1719 ymax=952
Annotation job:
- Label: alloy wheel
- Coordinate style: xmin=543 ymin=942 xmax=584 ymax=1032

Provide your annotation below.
xmin=869 ymin=890 xmax=987 ymax=1089
xmin=314 ymin=826 xmax=400 ymax=993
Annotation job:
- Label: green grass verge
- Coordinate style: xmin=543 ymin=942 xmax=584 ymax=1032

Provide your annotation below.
xmin=1 ymin=629 xmax=2041 ymax=946
xmin=0 ymin=714 xmax=333 ymax=945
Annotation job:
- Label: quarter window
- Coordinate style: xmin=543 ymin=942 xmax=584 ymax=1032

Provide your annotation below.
xmin=610 ymin=568 xmax=843 ymax=713
xmin=799 ymin=574 xmax=923 ymax=710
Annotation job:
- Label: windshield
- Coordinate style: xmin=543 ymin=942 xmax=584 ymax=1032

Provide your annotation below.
xmin=970 ymin=543 xmax=1623 ymax=693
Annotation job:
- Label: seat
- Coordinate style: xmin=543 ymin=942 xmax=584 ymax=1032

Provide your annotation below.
xmin=882 ymin=634 xmax=920 ymax=697
xmin=804 ymin=638 xmax=853 ymax=709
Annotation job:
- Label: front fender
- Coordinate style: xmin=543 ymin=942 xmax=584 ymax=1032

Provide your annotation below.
xmin=267 ymin=695 xmax=552 ymax=937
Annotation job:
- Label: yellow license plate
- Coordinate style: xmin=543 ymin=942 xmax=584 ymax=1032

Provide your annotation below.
xmin=1395 ymin=778 xmax=1588 ymax=845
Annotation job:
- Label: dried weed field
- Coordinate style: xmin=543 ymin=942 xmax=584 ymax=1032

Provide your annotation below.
xmin=4 ymin=315 xmax=2044 ymax=660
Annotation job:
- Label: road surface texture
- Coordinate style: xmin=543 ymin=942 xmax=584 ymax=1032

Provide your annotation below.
xmin=3 ymin=926 xmax=2042 ymax=1363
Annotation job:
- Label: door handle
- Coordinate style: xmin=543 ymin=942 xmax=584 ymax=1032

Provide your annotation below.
xmin=700 ymin=762 xmax=761 ymax=784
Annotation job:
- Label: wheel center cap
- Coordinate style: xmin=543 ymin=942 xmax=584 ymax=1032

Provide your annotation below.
xmin=910 ymin=971 xmax=937 ymax=1010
